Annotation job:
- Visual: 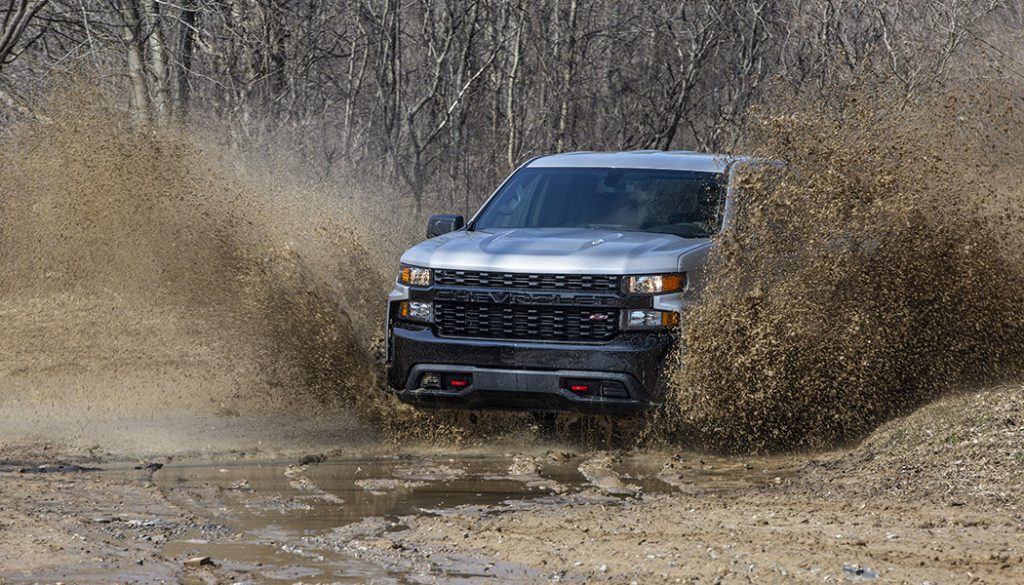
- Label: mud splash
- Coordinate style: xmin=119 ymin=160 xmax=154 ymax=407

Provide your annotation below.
xmin=664 ymin=78 xmax=1024 ymax=453
xmin=0 ymin=88 xmax=553 ymax=452
xmin=5 ymin=80 xmax=1023 ymax=457
xmin=0 ymin=91 xmax=397 ymax=446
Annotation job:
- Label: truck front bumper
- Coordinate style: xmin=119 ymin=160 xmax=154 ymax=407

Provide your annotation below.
xmin=386 ymin=323 xmax=675 ymax=415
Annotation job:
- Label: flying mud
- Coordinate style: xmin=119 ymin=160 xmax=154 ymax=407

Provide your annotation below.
xmin=0 ymin=90 xmax=401 ymax=454
xmin=3 ymin=82 xmax=1024 ymax=455
xmin=660 ymin=79 xmax=1024 ymax=453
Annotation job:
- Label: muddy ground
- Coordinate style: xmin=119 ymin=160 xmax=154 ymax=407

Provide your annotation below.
xmin=1 ymin=384 xmax=1022 ymax=584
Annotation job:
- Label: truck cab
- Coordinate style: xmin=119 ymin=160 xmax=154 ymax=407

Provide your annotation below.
xmin=385 ymin=151 xmax=743 ymax=415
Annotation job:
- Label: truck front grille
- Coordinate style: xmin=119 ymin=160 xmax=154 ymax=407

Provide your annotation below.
xmin=434 ymin=270 xmax=619 ymax=291
xmin=434 ymin=303 xmax=618 ymax=342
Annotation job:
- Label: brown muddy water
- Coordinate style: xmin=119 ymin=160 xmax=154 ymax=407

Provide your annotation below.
xmin=1 ymin=454 xmax=798 ymax=584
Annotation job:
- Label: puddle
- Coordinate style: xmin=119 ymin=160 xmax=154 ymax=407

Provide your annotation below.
xmin=151 ymin=457 xmax=583 ymax=584
xmin=4 ymin=453 xmax=799 ymax=584
xmin=151 ymin=454 xmax=798 ymax=582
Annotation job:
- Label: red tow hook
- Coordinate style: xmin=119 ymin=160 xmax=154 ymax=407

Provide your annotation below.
xmin=443 ymin=374 xmax=472 ymax=390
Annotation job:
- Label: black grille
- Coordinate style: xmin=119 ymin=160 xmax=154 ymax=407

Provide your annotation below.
xmin=434 ymin=303 xmax=618 ymax=342
xmin=435 ymin=270 xmax=619 ymax=291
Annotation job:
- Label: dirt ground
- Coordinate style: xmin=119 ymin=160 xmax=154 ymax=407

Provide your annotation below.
xmin=1 ymin=385 xmax=1022 ymax=584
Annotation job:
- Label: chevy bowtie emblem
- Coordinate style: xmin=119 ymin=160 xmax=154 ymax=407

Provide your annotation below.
xmin=588 ymin=313 xmax=610 ymax=321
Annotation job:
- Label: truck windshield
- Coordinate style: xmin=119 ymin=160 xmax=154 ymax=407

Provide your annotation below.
xmin=472 ymin=167 xmax=726 ymax=238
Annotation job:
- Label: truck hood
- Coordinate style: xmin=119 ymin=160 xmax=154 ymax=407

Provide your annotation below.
xmin=400 ymin=228 xmax=711 ymax=274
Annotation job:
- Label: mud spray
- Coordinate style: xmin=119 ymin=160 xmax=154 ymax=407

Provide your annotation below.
xmin=2 ymin=79 xmax=1024 ymax=456
xmin=659 ymin=77 xmax=1024 ymax=453
xmin=0 ymin=89 xmax=415 ymax=452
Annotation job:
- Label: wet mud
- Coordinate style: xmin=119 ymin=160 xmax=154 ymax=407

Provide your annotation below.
xmin=0 ymin=451 xmax=801 ymax=584
xmin=0 ymin=93 xmax=404 ymax=452
xmin=664 ymin=79 xmax=1024 ymax=452
xmin=4 ymin=415 xmax=1023 ymax=585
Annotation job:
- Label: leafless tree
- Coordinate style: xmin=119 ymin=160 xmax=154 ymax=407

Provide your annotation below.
xmin=0 ymin=0 xmax=47 ymax=115
xmin=0 ymin=0 xmax=47 ymax=72
xmin=0 ymin=0 xmax=1015 ymax=204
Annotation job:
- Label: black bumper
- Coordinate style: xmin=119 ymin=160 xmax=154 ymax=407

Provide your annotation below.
xmin=386 ymin=323 xmax=674 ymax=415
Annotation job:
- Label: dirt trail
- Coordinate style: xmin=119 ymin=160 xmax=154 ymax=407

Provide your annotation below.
xmin=364 ymin=385 xmax=1024 ymax=583
xmin=2 ymin=386 xmax=1022 ymax=583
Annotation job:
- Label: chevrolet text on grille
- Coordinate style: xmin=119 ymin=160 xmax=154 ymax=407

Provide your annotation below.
xmin=433 ymin=289 xmax=618 ymax=306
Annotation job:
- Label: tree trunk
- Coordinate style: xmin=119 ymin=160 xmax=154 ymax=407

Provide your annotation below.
xmin=505 ymin=9 xmax=524 ymax=167
xmin=173 ymin=0 xmax=196 ymax=122
xmin=0 ymin=0 xmax=49 ymax=76
xmin=141 ymin=0 xmax=169 ymax=123
xmin=120 ymin=0 xmax=150 ymax=125
xmin=554 ymin=0 xmax=577 ymax=152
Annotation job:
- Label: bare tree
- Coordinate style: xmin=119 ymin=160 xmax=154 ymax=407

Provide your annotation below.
xmin=140 ymin=0 xmax=168 ymax=121
xmin=119 ymin=0 xmax=149 ymax=124
xmin=0 ymin=0 xmax=1014 ymax=205
xmin=0 ymin=0 xmax=47 ymax=73
xmin=0 ymin=0 xmax=48 ymax=116
xmin=172 ymin=0 xmax=196 ymax=121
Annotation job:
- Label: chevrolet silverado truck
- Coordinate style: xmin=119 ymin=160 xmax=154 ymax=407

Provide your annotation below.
xmin=385 ymin=151 xmax=746 ymax=415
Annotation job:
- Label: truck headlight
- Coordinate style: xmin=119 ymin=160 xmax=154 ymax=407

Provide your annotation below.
xmin=398 ymin=301 xmax=433 ymax=323
xmin=623 ymin=273 xmax=686 ymax=294
xmin=398 ymin=265 xmax=432 ymax=287
xmin=621 ymin=309 xmax=680 ymax=330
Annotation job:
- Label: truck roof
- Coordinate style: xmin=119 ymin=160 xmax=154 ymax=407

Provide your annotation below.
xmin=526 ymin=150 xmax=738 ymax=173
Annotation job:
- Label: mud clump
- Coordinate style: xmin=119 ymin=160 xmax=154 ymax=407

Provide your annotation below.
xmin=0 ymin=93 xmax=393 ymax=431
xmin=665 ymin=80 xmax=1024 ymax=453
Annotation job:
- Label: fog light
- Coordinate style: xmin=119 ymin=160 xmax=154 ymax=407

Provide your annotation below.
xmin=399 ymin=301 xmax=433 ymax=323
xmin=622 ymin=309 xmax=679 ymax=329
xmin=420 ymin=372 xmax=441 ymax=389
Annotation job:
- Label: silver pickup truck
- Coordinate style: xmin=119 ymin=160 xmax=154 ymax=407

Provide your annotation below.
xmin=384 ymin=151 xmax=745 ymax=415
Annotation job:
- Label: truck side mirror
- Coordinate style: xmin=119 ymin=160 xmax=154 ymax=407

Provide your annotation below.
xmin=427 ymin=214 xmax=465 ymax=238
